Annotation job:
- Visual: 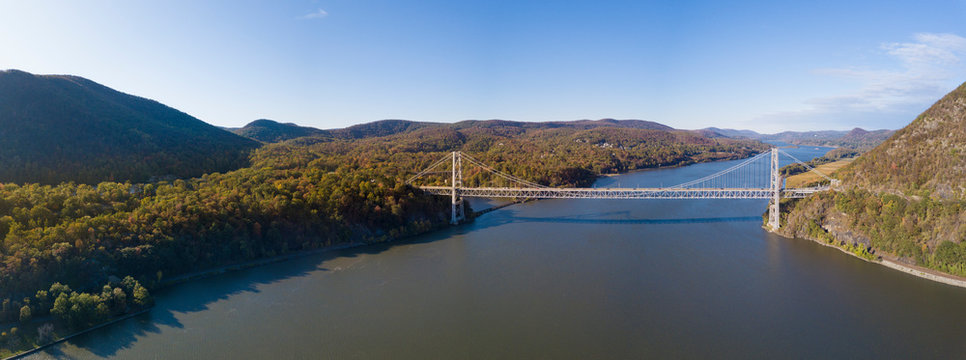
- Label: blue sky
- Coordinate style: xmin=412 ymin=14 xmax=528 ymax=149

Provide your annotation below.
xmin=2 ymin=1 xmax=966 ymax=132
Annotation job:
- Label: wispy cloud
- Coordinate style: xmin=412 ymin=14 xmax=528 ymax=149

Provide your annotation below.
xmin=300 ymin=8 xmax=328 ymax=20
xmin=756 ymin=33 xmax=966 ymax=131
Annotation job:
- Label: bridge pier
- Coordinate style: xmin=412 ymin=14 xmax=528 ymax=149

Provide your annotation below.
xmin=451 ymin=151 xmax=465 ymax=224
xmin=768 ymin=148 xmax=781 ymax=231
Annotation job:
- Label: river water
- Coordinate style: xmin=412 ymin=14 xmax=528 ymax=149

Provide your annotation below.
xmin=29 ymin=146 xmax=966 ymax=359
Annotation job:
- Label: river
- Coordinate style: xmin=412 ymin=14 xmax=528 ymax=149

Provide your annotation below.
xmin=27 ymin=146 xmax=966 ymax=359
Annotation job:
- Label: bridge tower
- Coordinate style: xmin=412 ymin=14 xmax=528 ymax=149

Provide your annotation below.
xmin=768 ymin=147 xmax=781 ymax=230
xmin=451 ymin=151 xmax=465 ymax=224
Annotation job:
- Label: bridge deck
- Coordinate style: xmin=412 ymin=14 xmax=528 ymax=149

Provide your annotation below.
xmin=418 ymin=186 xmax=826 ymax=199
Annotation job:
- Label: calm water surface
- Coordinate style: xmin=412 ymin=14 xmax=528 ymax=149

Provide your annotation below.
xmin=30 ymin=146 xmax=966 ymax=359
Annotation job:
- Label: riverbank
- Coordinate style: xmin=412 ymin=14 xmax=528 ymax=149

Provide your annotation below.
xmin=772 ymin=228 xmax=966 ymax=290
xmin=0 ymin=241 xmax=400 ymax=359
xmin=0 ymin=200 xmax=523 ymax=359
xmin=159 ymin=242 xmax=368 ymax=288
xmin=0 ymin=243 xmax=369 ymax=360
xmin=878 ymin=257 xmax=966 ymax=288
xmin=2 ymin=308 xmax=151 ymax=360
xmin=159 ymin=204 xmax=520 ymax=287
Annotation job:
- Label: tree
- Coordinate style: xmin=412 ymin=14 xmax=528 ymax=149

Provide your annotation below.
xmin=133 ymin=283 xmax=152 ymax=307
xmin=112 ymin=287 xmax=128 ymax=313
xmin=51 ymin=293 xmax=70 ymax=321
xmin=34 ymin=290 xmax=49 ymax=315
xmin=19 ymin=305 xmax=31 ymax=324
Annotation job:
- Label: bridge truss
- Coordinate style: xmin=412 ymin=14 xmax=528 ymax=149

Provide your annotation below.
xmin=405 ymin=149 xmax=834 ymax=230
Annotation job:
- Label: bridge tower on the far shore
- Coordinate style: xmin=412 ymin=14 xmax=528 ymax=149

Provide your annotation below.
xmin=768 ymin=147 xmax=781 ymax=231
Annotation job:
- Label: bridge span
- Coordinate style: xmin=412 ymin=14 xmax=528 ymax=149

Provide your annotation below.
xmin=416 ymin=186 xmax=826 ymax=200
xmin=406 ymin=148 xmax=835 ymax=230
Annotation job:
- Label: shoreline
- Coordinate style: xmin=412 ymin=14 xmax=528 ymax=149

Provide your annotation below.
xmin=0 ymin=201 xmax=523 ymax=359
xmin=878 ymin=258 xmax=966 ymax=288
xmin=3 ymin=308 xmax=152 ymax=360
xmin=159 ymin=242 xmax=368 ymax=288
xmin=771 ymin=228 xmax=966 ymax=290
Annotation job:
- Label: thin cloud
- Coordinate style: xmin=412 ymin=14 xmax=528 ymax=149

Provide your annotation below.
xmin=300 ymin=8 xmax=328 ymax=20
xmin=756 ymin=33 xmax=966 ymax=130
xmin=886 ymin=33 xmax=966 ymax=66
xmin=813 ymin=33 xmax=966 ymax=111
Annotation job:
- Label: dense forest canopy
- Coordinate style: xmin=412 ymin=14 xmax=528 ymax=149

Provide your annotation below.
xmin=0 ymin=70 xmax=259 ymax=185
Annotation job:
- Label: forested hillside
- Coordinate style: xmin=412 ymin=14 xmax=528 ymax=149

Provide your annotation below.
xmin=836 ymin=88 xmax=966 ymax=199
xmin=259 ymin=122 xmax=768 ymax=187
xmin=236 ymin=117 xmax=680 ymax=144
xmin=779 ymin=81 xmax=966 ymax=275
xmin=0 ymin=70 xmax=259 ymax=184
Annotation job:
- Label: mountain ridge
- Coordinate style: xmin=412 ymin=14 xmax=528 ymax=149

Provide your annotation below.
xmin=234 ymin=118 xmax=675 ymax=143
xmin=0 ymin=69 xmax=259 ymax=184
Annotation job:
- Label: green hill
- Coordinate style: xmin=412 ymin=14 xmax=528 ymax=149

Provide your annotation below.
xmin=779 ymin=81 xmax=966 ymax=274
xmin=331 ymin=119 xmax=439 ymax=139
xmin=233 ymin=119 xmax=329 ymax=143
xmin=0 ymin=70 xmax=259 ymax=184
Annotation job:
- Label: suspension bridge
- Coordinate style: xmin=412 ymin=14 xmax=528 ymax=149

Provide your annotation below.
xmin=405 ymin=148 xmax=836 ymax=230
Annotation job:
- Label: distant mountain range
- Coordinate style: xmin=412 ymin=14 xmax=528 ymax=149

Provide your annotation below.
xmin=701 ymin=127 xmax=895 ymax=148
xmin=0 ymin=70 xmax=259 ymax=184
xmin=233 ymin=118 xmax=676 ymax=143
xmin=236 ymin=118 xmax=893 ymax=151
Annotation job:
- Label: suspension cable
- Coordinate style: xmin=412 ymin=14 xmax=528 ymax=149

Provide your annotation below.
xmin=461 ymin=154 xmax=548 ymax=188
xmin=405 ymin=153 xmax=452 ymax=185
xmin=671 ymin=151 xmax=770 ymax=188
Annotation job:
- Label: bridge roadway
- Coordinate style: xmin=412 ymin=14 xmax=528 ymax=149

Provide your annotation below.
xmin=417 ymin=186 xmax=827 ymax=200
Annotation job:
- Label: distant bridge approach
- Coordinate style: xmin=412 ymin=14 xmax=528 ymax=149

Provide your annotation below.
xmin=406 ymin=148 xmax=835 ymax=230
